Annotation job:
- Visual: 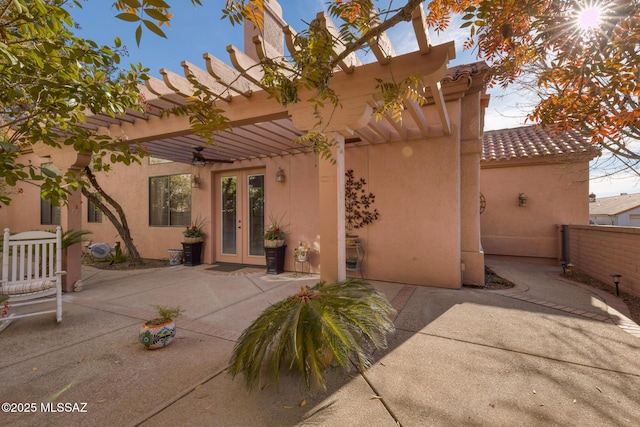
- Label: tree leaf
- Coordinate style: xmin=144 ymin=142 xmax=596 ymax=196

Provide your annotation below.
xmin=115 ymin=12 xmax=141 ymax=22
xmin=142 ymin=20 xmax=167 ymax=38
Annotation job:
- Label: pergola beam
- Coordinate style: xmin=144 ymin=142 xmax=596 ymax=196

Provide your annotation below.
xmin=369 ymin=11 xmax=396 ymax=64
xmin=426 ymin=79 xmax=451 ymax=135
xmin=226 ymin=44 xmax=269 ymax=89
xmin=181 ymin=61 xmax=232 ymax=102
xmin=404 ymin=99 xmax=430 ymax=136
xmin=203 ymin=52 xmax=256 ymax=97
xmin=412 ymin=3 xmax=431 ymax=55
xmin=145 ymin=76 xmax=187 ymax=106
xmin=315 ymin=12 xmax=362 ymax=73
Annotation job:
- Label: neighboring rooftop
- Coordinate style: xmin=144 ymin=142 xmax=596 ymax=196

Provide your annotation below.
xmin=589 ymin=192 xmax=640 ymax=215
xmin=482 ymin=125 xmax=598 ymax=162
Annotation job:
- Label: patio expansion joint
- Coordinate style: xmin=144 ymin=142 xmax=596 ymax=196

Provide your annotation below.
xmin=0 ymin=319 xmax=139 ymax=371
xmin=133 ymin=365 xmax=231 ymax=426
xmin=404 ymin=329 xmax=640 ymax=379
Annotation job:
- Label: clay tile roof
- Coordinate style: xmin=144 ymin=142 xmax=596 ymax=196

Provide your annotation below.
xmin=482 ymin=125 xmax=598 ymax=162
xmin=589 ymin=192 xmax=640 ymax=215
xmin=443 ymin=61 xmax=490 ymax=83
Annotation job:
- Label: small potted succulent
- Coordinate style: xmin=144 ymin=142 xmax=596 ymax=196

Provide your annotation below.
xmin=139 ymin=304 xmax=185 ymax=350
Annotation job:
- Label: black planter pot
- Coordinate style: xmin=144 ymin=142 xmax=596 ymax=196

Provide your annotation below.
xmin=182 ymin=242 xmax=203 ymax=266
xmin=264 ymin=245 xmax=286 ymax=274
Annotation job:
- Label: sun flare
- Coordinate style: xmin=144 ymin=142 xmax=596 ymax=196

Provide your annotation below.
xmin=577 ymin=5 xmax=603 ymax=30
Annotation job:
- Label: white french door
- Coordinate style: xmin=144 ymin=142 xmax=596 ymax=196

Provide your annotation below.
xmin=215 ymin=169 xmax=266 ymax=265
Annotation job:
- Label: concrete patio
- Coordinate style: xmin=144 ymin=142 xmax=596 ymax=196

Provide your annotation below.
xmin=0 ymin=260 xmax=639 ymax=426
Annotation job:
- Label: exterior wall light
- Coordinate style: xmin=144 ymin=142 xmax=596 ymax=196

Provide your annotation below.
xmin=610 ymin=273 xmax=622 ymax=296
xmin=191 ymin=175 xmax=200 ymax=188
xmin=518 ymin=193 xmax=527 ymax=207
xmin=275 ymin=167 xmax=286 ymax=183
xmin=589 ymin=192 xmax=596 ymax=203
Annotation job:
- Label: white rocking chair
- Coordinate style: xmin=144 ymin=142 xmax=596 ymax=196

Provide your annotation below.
xmin=0 ymin=227 xmax=65 ymax=329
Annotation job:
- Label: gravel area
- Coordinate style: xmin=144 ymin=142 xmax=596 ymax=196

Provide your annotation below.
xmin=563 ymin=271 xmax=640 ymax=325
xmin=83 ymin=258 xmax=170 ymax=270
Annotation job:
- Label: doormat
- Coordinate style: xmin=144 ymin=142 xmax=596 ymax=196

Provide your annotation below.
xmin=206 ymin=263 xmax=258 ymax=272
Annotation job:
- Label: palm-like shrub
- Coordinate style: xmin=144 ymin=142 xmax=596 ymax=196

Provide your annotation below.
xmin=60 ymin=229 xmax=93 ymax=249
xmin=229 ymin=279 xmax=396 ymax=391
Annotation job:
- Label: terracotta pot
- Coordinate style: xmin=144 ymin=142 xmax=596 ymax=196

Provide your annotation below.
xmin=139 ymin=318 xmax=176 ymax=350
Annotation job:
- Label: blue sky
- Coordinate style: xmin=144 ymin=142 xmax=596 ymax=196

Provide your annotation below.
xmin=69 ymin=1 xmax=638 ymax=197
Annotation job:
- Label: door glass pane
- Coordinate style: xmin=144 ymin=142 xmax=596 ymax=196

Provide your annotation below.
xmin=221 ymin=177 xmax=237 ymax=255
xmin=248 ymin=174 xmax=265 ymax=257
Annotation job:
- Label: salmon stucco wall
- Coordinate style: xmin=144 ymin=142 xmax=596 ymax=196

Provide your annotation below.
xmin=0 ymin=152 xmax=322 ymax=272
xmin=569 ymin=225 xmax=640 ymax=298
xmin=345 ymin=133 xmax=463 ymax=288
xmin=259 ymin=153 xmax=320 ymax=273
xmin=480 ymin=160 xmax=590 ymax=260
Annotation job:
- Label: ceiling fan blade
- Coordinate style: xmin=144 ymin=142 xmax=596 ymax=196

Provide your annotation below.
xmin=204 ymin=158 xmax=234 ymax=164
xmin=192 ymin=146 xmax=234 ymax=164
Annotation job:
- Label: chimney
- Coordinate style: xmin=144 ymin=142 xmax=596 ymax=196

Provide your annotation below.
xmin=244 ymin=0 xmax=286 ymax=62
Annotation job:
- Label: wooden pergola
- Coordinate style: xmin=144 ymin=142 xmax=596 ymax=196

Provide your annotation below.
xmin=84 ymin=4 xmax=454 ymax=165
xmin=55 ymin=1 xmax=488 ymax=290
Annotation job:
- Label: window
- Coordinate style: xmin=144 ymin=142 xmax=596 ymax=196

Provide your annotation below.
xmin=149 ymin=174 xmax=191 ymax=226
xmin=40 ymin=198 xmax=60 ymax=225
xmin=87 ymin=195 xmax=102 ymax=223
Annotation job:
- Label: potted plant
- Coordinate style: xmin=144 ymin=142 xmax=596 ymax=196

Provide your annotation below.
xmin=229 ymin=279 xmax=395 ymax=391
xmin=182 ymin=216 xmax=207 ymax=266
xmin=183 ymin=216 xmax=207 ymax=243
xmin=263 ymin=213 xmax=288 ymax=274
xmin=263 ymin=213 xmax=286 ymax=248
xmin=139 ymin=304 xmax=185 ymax=350
xmin=294 ymin=242 xmax=309 ymax=262
xmin=346 ymin=255 xmax=358 ymax=269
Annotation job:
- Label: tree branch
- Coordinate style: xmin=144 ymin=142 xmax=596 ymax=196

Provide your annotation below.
xmin=329 ymin=0 xmax=425 ymax=69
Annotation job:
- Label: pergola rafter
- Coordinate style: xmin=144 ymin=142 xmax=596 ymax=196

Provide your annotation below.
xmin=91 ymin=2 xmax=472 ymax=165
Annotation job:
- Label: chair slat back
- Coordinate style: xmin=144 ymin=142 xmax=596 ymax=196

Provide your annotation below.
xmin=2 ymin=228 xmax=62 ymax=284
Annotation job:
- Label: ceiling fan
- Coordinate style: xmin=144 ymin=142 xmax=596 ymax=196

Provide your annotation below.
xmin=191 ymin=146 xmax=233 ymax=166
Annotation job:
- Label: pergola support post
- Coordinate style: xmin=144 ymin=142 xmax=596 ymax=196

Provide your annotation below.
xmin=318 ymin=135 xmax=346 ymax=282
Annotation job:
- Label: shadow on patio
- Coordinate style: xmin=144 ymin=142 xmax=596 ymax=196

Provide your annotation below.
xmin=0 ymin=260 xmax=639 ymax=426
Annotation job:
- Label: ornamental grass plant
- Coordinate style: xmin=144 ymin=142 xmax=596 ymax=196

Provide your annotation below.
xmin=229 ymin=279 xmax=396 ymax=391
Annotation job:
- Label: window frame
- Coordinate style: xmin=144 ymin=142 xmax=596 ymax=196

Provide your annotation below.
xmin=87 ymin=195 xmax=103 ymax=223
xmin=148 ymin=174 xmax=192 ymax=227
xmin=40 ymin=198 xmax=61 ymax=225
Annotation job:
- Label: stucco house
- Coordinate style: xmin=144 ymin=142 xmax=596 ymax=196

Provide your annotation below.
xmin=589 ymin=193 xmax=640 ymax=226
xmin=480 ymin=125 xmax=599 ymax=261
xmin=0 ymin=1 xmax=597 ymax=291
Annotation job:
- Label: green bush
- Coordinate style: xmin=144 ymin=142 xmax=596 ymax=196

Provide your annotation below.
xmin=229 ymin=279 xmax=395 ymax=391
xmin=107 ymin=246 xmax=127 ymax=264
